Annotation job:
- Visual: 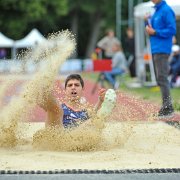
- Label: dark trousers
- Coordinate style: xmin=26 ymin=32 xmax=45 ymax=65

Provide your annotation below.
xmin=152 ymin=54 xmax=173 ymax=109
xmin=129 ymin=57 xmax=136 ymax=77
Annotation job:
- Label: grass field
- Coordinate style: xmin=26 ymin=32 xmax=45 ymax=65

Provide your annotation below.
xmin=82 ymin=72 xmax=180 ymax=112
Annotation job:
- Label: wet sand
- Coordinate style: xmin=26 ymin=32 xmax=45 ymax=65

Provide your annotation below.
xmin=0 ymin=121 xmax=180 ymax=171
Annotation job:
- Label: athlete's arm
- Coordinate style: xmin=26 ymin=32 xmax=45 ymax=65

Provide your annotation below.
xmin=38 ymin=92 xmax=63 ymax=127
xmin=94 ymin=88 xmax=106 ymax=112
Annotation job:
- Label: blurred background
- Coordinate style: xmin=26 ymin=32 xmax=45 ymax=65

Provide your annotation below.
xmin=0 ymin=0 xmax=149 ymax=58
xmin=0 ymin=0 xmax=179 ymax=113
xmin=0 ymin=0 xmax=180 ymax=91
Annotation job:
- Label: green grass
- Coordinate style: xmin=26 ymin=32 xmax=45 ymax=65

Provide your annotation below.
xmin=81 ymin=72 xmax=180 ymax=111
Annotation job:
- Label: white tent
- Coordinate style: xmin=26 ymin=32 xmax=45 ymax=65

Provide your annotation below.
xmin=0 ymin=32 xmax=14 ymax=47
xmin=14 ymin=28 xmax=46 ymax=48
xmin=134 ymin=0 xmax=180 ymax=86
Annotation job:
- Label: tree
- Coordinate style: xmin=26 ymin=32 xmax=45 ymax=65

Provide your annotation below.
xmin=0 ymin=0 xmax=149 ymax=58
xmin=0 ymin=0 xmax=68 ymax=38
xmin=64 ymin=0 xmax=116 ymax=58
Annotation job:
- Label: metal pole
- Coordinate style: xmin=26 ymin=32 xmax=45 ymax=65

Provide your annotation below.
xmin=128 ymin=0 xmax=134 ymax=28
xmin=116 ymin=0 xmax=122 ymax=40
xmin=138 ymin=0 xmax=143 ymax=4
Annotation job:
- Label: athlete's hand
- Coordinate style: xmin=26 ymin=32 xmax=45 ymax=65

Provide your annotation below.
xmin=98 ymin=88 xmax=106 ymax=102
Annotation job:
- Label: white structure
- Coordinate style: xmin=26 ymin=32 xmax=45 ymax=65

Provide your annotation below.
xmin=134 ymin=0 xmax=180 ymax=86
xmin=0 ymin=32 xmax=14 ymax=47
xmin=134 ymin=0 xmax=180 ymax=18
xmin=0 ymin=32 xmax=15 ymax=60
xmin=14 ymin=28 xmax=46 ymax=48
xmin=13 ymin=28 xmax=46 ymax=59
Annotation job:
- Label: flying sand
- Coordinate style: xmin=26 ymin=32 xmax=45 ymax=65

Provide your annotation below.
xmin=0 ymin=30 xmax=180 ymax=171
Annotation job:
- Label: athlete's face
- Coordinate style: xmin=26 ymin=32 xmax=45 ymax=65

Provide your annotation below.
xmin=65 ymin=79 xmax=84 ymax=101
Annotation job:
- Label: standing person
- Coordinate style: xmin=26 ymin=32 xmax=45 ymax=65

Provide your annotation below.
xmin=38 ymin=74 xmax=115 ymax=128
xmin=169 ymin=45 xmax=180 ymax=88
xmin=125 ymin=28 xmax=136 ymax=78
xmin=145 ymin=0 xmax=176 ymax=118
xmin=97 ymin=29 xmax=121 ymax=59
xmin=104 ymin=43 xmax=127 ymax=89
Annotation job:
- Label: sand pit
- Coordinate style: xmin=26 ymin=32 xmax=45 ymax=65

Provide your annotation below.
xmin=0 ymin=30 xmax=179 ymax=172
xmin=0 ymin=121 xmax=180 ymax=171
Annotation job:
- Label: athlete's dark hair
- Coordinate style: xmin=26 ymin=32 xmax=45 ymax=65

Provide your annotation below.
xmin=65 ymin=74 xmax=84 ymax=88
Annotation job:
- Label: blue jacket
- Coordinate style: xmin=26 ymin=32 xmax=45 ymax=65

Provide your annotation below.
xmin=149 ymin=0 xmax=176 ymax=54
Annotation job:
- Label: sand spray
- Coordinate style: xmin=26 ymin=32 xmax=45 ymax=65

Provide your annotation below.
xmin=0 ymin=30 xmax=76 ymax=148
xmin=0 ymin=30 xmax=178 ymax=153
